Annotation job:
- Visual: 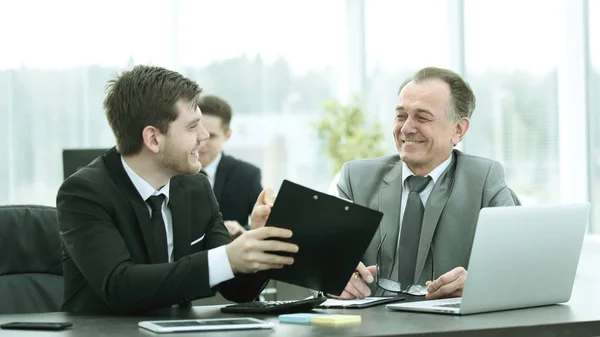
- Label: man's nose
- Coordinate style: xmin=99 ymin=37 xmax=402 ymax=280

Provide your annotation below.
xmin=197 ymin=125 xmax=209 ymax=143
xmin=401 ymin=117 xmax=417 ymax=134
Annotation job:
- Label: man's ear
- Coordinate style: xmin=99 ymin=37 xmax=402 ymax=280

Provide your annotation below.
xmin=141 ymin=126 xmax=162 ymax=153
xmin=452 ymin=117 xmax=470 ymax=146
xmin=224 ymin=128 xmax=232 ymax=142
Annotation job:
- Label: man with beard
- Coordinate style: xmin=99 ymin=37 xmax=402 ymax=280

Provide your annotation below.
xmin=56 ymin=65 xmax=298 ymax=314
xmin=331 ymin=67 xmax=516 ymax=301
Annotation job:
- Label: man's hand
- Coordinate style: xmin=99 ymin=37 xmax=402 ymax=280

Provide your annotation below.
xmin=250 ymin=188 xmax=276 ymax=229
xmin=226 ymin=226 xmax=298 ymax=274
xmin=425 ymin=267 xmax=467 ymax=300
xmin=328 ymin=262 xmax=376 ymax=300
xmin=224 ymin=220 xmax=246 ymax=238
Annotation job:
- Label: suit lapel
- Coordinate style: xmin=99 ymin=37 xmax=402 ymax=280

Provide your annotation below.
xmin=414 ymin=154 xmax=457 ymax=281
xmin=169 ymin=178 xmax=191 ymax=261
xmin=379 ymin=163 xmax=403 ymax=278
xmin=104 ymin=147 xmax=157 ymax=263
xmin=213 ymin=154 xmax=235 ymax=200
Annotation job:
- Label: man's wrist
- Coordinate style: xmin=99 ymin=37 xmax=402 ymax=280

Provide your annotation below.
xmin=225 ymin=244 xmax=238 ymax=274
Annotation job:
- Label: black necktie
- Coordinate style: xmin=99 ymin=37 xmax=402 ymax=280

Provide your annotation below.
xmin=398 ymin=175 xmax=432 ymax=288
xmin=146 ymin=194 xmax=168 ymax=263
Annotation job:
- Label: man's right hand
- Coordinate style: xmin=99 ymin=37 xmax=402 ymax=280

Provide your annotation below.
xmin=226 ymin=226 xmax=298 ymax=274
xmin=328 ymin=262 xmax=376 ymax=299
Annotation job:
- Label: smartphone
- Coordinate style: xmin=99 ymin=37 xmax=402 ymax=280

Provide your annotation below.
xmin=0 ymin=322 xmax=73 ymax=331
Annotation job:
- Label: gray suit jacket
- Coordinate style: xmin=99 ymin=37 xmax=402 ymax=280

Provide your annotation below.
xmin=338 ymin=149 xmax=515 ymax=295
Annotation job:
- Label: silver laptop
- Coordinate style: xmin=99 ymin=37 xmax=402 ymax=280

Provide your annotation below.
xmin=387 ymin=203 xmax=590 ymax=315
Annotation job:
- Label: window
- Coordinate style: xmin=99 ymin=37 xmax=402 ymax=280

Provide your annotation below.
xmin=462 ymin=0 xmax=562 ymax=205
xmin=589 ymin=0 xmax=600 ymax=233
xmin=0 ymin=0 xmax=346 ymax=205
xmin=178 ymin=0 xmax=346 ymax=191
xmin=0 ymin=0 xmax=175 ymax=205
xmin=365 ymin=0 xmax=451 ymax=154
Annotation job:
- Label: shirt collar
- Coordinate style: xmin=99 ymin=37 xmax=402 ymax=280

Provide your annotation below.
xmin=202 ymin=151 xmax=223 ymax=178
xmin=402 ymin=152 xmax=453 ymax=186
xmin=121 ymin=156 xmax=170 ymax=203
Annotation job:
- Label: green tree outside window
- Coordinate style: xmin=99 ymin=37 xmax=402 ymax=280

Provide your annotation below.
xmin=315 ymin=96 xmax=386 ymax=175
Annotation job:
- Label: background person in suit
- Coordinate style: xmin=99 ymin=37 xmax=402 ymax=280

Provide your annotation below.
xmin=334 ymin=67 xmax=515 ymax=301
xmin=56 ymin=65 xmax=298 ymax=314
xmin=197 ymin=95 xmax=262 ymax=238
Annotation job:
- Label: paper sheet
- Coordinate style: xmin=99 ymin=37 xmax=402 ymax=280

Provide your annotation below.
xmin=320 ymin=297 xmax=389 ymax=307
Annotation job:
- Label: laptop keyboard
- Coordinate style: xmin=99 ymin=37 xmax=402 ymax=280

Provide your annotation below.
xmin=435 ymin=303 xmax=461 ymax=308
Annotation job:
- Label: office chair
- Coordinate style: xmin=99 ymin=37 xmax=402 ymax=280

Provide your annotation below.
xmin=0 ymin=205 xmax=63 ymax=314
xmin=62 ymin=148 xmax=108 ymax=180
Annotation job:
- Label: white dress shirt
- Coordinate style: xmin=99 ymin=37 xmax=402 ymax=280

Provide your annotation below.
xmin=121 ymin=157 xmax=234 ymax=287
xmin=202 ymin=152 xmax=222 ymax=188
xmin=399 ymin=153 xmax=453 ymax=233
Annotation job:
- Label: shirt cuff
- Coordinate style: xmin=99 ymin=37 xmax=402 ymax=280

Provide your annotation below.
xmin=208 ymin=245 xmax=235 ymax=287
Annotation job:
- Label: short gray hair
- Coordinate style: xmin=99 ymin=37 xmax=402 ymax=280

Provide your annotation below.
xmin=398 ymin=67 xmax=476 ymax=123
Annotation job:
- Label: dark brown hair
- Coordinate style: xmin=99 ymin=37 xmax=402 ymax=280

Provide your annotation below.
xmin=197 ymin=95 xmax=233 ymax=130
xmin=398 ymin=67 xmax=476 ymax=122
xmin=104 ymin=65 xmax=203 ymax=156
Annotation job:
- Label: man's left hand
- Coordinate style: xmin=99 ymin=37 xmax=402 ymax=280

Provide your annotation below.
xmin=250 ymin=188 xmax=276 ymax=229
xmin=425 ymin=266 xmax=467 ymax=300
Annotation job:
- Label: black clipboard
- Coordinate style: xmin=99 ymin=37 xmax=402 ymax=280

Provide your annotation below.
xmin=262 ymin=180 xmax=383 ymax=296
xmin=318 ymin=296 xmax=405 ymax=309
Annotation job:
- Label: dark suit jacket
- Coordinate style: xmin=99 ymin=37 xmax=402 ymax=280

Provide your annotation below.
xmin=213 ymin=154 xmax=262 ymax=228
xmin=56 ymin=147 xmax=267 ymax=314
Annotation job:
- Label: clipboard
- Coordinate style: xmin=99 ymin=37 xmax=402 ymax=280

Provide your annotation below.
xmin=318 ymin=296 xmax=405 ymax=309
xmin=262 ymin=180 xmax=383 ymax=296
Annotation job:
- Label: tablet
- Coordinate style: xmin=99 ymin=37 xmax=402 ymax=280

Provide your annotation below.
xmin=138 ymin=318 xmax=274 ymax=333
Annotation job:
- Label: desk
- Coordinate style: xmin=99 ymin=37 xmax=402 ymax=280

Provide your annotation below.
xmin=1 ymin=237 xmax=599 ymax=337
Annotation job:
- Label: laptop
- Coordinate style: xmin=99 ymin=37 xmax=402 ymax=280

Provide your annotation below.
xmin=387 ymin=203 xmax=590 ymax=315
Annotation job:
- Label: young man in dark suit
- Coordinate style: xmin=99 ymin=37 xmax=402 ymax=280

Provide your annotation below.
xmin=56 ymin=66 xmax=298 ymax=314
xmin=196 ymin=95 xmax=262 ymax=238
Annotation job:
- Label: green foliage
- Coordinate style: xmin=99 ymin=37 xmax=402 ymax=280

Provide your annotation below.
xmin=315 ymin=96 xmax=386 ymax=174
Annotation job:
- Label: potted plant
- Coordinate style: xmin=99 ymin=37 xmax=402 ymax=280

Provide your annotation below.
xmin=315 ymin=95 xmax=386 ymax=194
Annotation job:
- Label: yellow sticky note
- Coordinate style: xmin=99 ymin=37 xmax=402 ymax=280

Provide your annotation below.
xmin=311 ymin=314 xmax=361 ymax=325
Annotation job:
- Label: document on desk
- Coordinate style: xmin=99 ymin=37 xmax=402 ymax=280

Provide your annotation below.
xmin=319 ymin=296 xmax=404 ymax=309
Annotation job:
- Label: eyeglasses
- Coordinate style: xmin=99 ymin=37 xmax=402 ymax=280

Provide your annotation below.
xmin=375 ymin=233 xmax=435 ymax=296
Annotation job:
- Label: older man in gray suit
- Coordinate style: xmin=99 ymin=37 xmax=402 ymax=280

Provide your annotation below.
xmin=334 ymin=67 xmax=515 ymax=301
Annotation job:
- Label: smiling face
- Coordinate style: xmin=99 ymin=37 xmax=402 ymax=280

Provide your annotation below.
xmin=393 ymin=79 xmax=469 ymax=176
xmin=158 ymin=99 xmax=209 ymax=175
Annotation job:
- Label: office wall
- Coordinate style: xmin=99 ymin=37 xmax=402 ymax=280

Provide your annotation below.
xmin=0 ymin=0 xmax=598 ymax=232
